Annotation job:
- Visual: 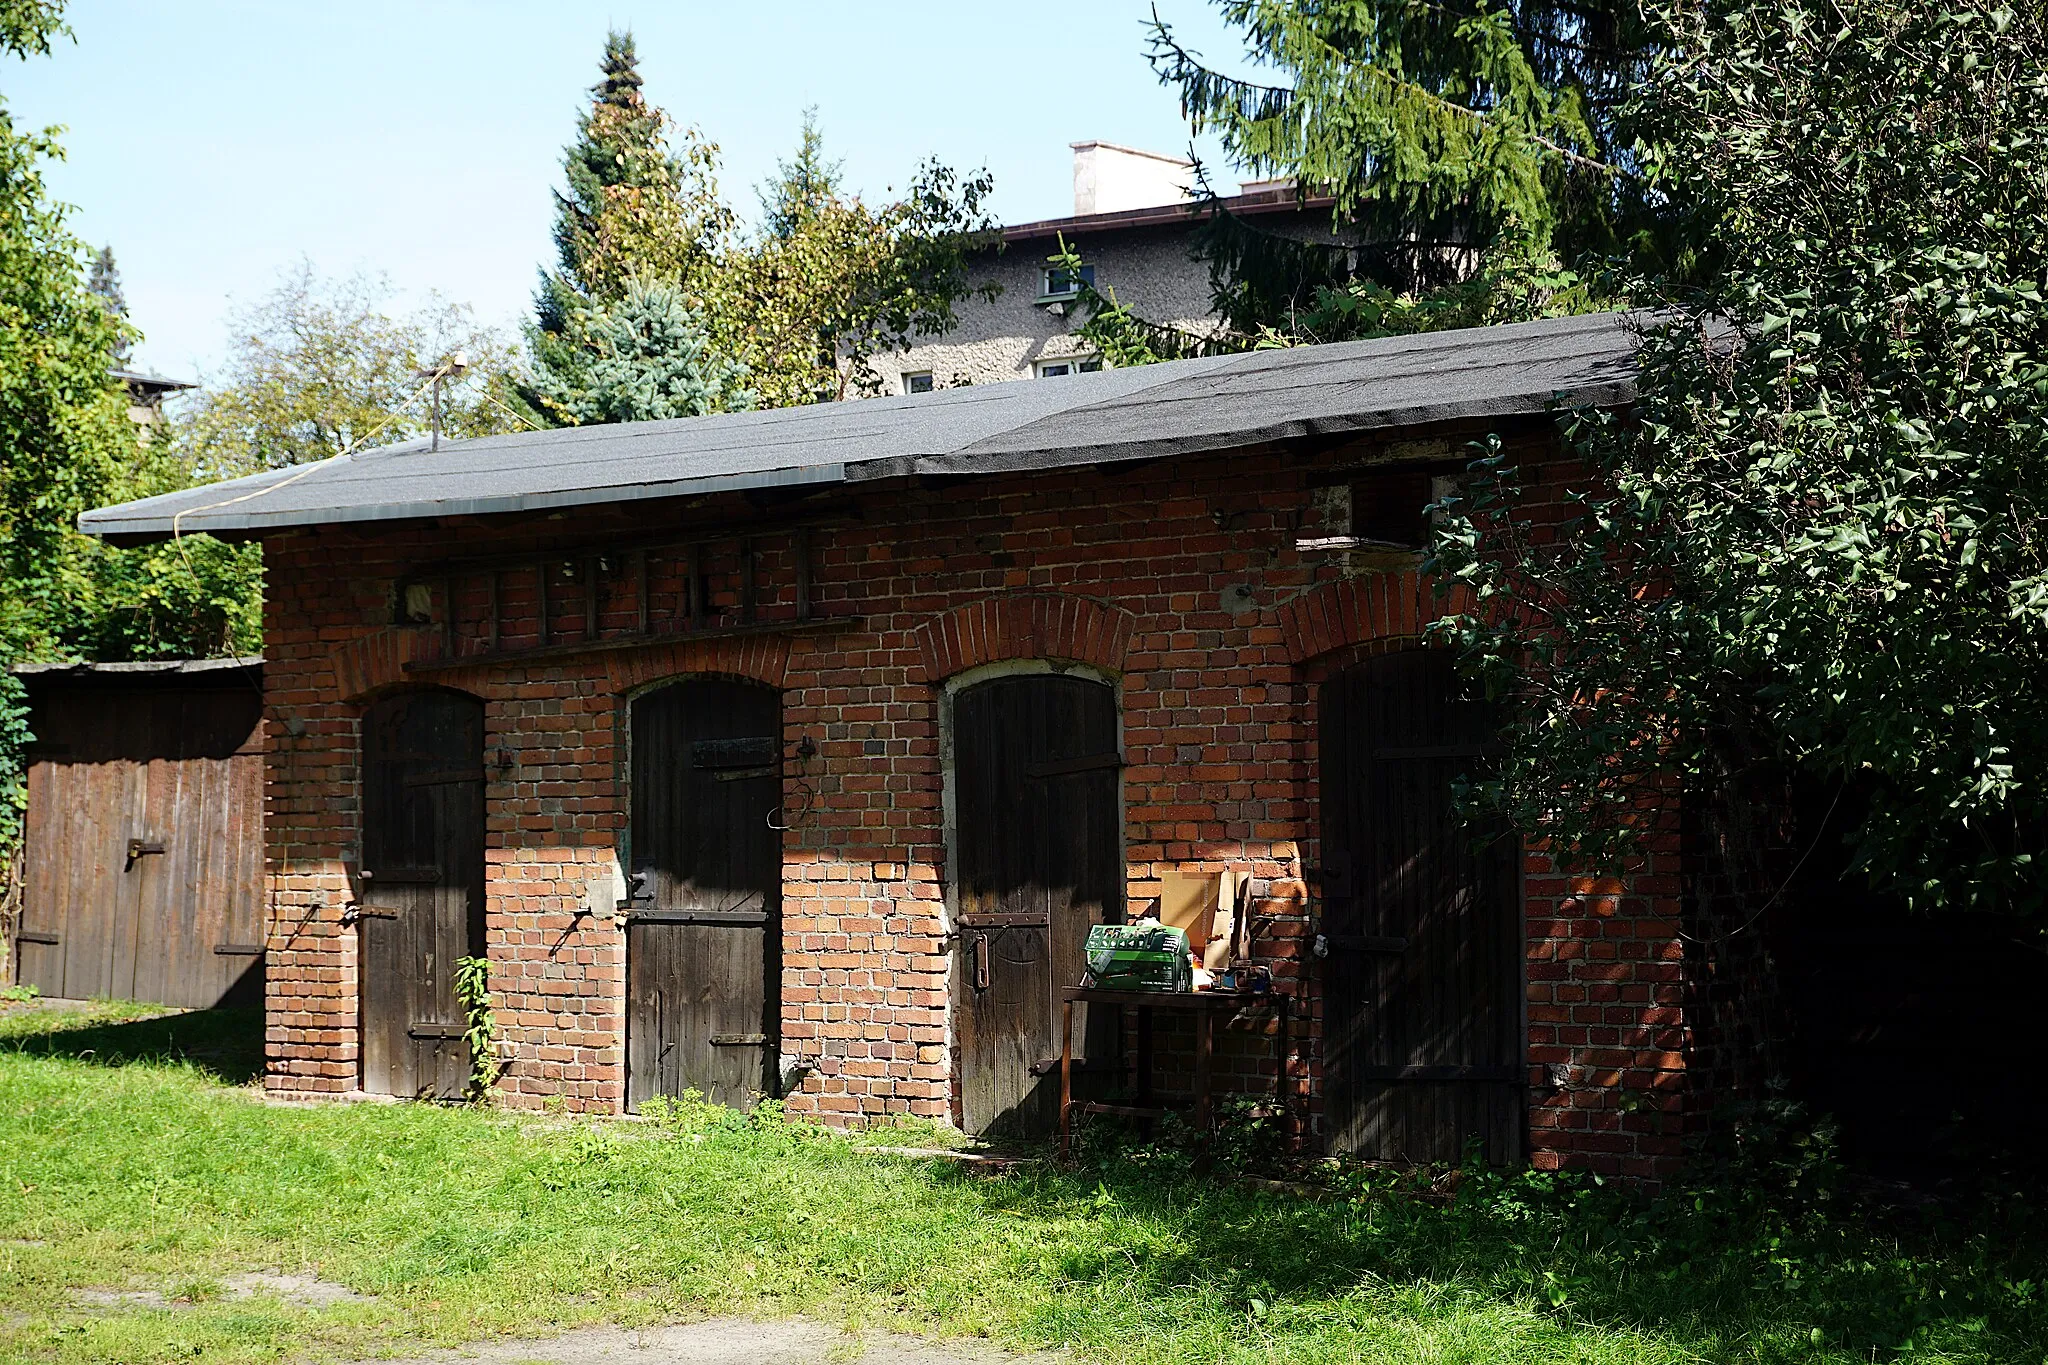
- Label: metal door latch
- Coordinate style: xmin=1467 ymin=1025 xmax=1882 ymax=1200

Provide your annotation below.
xmin=125 ymin=839 xmax=165 ymax=870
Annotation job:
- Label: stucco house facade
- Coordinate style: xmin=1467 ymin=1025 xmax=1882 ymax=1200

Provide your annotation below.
xmin=87 ymin=314 xmax=1709 ymax=1181
xmin=883 ymin=143 xmax=1338 ymax=397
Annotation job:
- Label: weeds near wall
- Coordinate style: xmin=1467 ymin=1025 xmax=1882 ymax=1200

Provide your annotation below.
xmin=451 ymin=955 xmax=502 ymax=1102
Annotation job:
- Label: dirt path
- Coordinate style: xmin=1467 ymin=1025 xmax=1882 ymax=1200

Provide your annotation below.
xmin=348 ymin=1318 xmax=1070 ymax=1365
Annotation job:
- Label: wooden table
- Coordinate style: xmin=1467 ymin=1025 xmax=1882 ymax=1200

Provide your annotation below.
xmin=1057 ymin=986 xmax=1292 ymax=1160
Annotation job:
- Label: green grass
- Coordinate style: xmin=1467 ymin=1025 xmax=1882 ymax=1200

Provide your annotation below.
xmin=0 ymin=1002 xmax=2040 ymax=1364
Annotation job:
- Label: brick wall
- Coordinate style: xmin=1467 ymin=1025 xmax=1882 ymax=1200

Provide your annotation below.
xmin=258 ymin=419 xmax=1693 ymax=1179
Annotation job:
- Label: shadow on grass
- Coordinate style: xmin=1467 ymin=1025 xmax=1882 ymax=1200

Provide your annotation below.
xmin=0 ymin=1006 xmax=264 ymax=1085
xmin=911 ymin=1138 xmax=2048 ymax=1362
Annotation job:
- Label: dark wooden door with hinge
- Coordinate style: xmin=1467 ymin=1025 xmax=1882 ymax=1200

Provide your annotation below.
xmin=15 ymin=682 xmax=265 ymax=1009
xmin=1320 ymin=649 xmax=1524 ymax=1164
xmin=952 ymin=673 xmax=1123 ymax=1137
xmin=625 ymin=679 xmax=781 ymax=1112
xmin=358 ymin=690 xmax=486 ymax=1100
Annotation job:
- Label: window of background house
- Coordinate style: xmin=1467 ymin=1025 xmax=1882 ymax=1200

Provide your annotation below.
xmin=1036 ymin=357 xmax=1104 ymax=379
xmin=903 ymin=371 xmax=934 ymax=394
xmin=1350 ymin=468 xmax=1461 ymax=549
xmin=1039 ymin=263 xmax=1095 ymax=301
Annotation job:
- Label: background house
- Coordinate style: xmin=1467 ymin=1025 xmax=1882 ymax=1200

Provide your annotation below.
xmin=885 ymin=142 xmax=1340 ymax=394
xmin=112 ymin=366 xmax=197 ymax=443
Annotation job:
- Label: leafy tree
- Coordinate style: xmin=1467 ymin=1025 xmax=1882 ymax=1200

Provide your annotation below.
xmin=0 ymin=2 xmax=136 ymax=665
xmin=719 ymin=148 xmax=999 ymax=404
xmin=520 ymin=35 xmax=999 ymax=419
xmin=523 ymin=278 xmax=753 ymax=425
xmin=1138 ymin=0 xmax=1657 ymax=339
xmin=0 ymin=0 xmax=62 ymax=59
xmin=181 ymin=263 xmax=519 ymax=477
xmin=87 ymin=244 xmax=128 ymax=362
xmin=1430 ymin=0 xmax=2048 ymax=913
xmin=0 ymin=0 xmax=258 ymax=862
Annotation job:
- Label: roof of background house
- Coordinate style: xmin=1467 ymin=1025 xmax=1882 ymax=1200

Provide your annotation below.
xmin=111 ymin=367 xmax=200 ymax=396
xmin=1002 ymin=182 xmax=1339 ymax=244
xmin=80 ymin=312 xmax=1640 ymax=546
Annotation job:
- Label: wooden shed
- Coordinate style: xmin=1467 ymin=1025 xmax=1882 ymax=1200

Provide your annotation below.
xmin=9 ymin=659 xmax=266 ymax=1009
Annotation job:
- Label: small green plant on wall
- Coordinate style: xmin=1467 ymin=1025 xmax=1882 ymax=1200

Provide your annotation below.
xmin=452 ymin=955 xmax=503 ymax=1102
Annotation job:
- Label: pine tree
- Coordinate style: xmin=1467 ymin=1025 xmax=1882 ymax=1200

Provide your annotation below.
xmin=1145 ymin=1 xmax=1660 ymax=336
xmin=515 ymin=38 xmax=998 ymax=422
xmin=758 ymin=107 xmax=842 ymax=241
xmin=547 ymin=30 xmax=726 ymax=304
xmin=87 ymin=244 xmax=129 ymax=363
xmin=516 ymin=29 xmax=733 ymax=425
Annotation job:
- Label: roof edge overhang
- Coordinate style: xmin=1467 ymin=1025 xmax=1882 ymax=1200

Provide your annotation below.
xmin=1002 ymin=191 xmax=1340 ymax=244
xmin=13 ymin=656 xmax=263 ymax=689
xmin=82 ymin=460 xmax=850 ymax=547
xmin=850 ymin=383 xmax=1638 ymax=483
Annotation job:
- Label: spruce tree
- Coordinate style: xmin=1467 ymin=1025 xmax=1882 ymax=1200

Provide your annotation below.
xmin=757 ymin=107 xmax=841 ymax=241
xmin=87 ymin=244 xmax=128 ymax=362
xmin=525 ymin=279 xmax=753 ymax=425
xmin=517 ymin=29 xmax=732 ymax=425
xmin=1145 ymin=1 xmax=1660 ymax=336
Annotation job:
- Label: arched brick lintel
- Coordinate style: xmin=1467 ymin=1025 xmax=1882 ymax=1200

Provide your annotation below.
xmin=912 ymin=593 xmax=1136 ymax=684
xmin=601 ymin=634 xmax=792 ymax=693
xmin=333 ymin=629 xmax=792 ymax=701
xmin=332 ymin=627 xmax=439 ymax=702
xmin=1278 ymin=570 xmax=1477 ymax=664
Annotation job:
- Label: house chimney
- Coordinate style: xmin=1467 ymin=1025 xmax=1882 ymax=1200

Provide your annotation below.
xmin=1071 ymin=141 xmax=1196 ymax=216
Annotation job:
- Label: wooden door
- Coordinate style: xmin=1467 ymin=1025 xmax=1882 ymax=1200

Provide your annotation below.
xmin=625 ymin=680 xmax=780 ymax=1112
xmin=1320 ymin=650 xmax=1523 ymax=1164
xmin=15 ymin=683 xmax=264 ymax=1009
xmin=358 ymin=690 xmax=485 ymax=1100
xmin=951 ymin=673 xmax=1122 ymax=1137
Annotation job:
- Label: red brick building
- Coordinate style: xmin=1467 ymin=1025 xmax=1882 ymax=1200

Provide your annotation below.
xmin=88 ymin=314 xmax=1695 ymax=1179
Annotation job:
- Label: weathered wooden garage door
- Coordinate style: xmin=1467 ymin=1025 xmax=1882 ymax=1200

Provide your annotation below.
xmin=358 ymin=690 xmax=485 ymax=1100
xmin=15 ymin=683 xmax=264 ymax=1008
xmin=1320 ymin=650 xmax=1523 ymax=1165
xmin=625 ymin=679 xmax=781 ymax=1112
xmin=951 ymin=672 xmax=1122 ymax=1137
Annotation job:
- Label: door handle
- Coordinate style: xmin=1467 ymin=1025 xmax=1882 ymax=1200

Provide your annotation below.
xmin=972 ymin=933 xmax=990 ymax=992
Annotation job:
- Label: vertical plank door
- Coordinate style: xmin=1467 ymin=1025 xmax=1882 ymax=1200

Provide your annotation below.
xmin=14 ymin=680 xmax=263 ymax=1009
xmin=358 ymin=690 xmax=486 ymax=1099
xmin=952 ymin=673 xmax=1122 ymax=1137
xmin=626 ymin=680 xmax=781 ymax=1112
xmin=1320 ymin=649 xmax=1523 ymax=1165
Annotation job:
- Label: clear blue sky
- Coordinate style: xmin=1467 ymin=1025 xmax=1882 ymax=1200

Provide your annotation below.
xmin=7 ymin=2 xmax=1256 ymax=381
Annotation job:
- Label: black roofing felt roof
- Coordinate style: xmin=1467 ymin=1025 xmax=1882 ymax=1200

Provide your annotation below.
xmin=11 ymin=657 xmax=263 ymax=688
xmin=81 ymin=312 xmax=1638 ymax=545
